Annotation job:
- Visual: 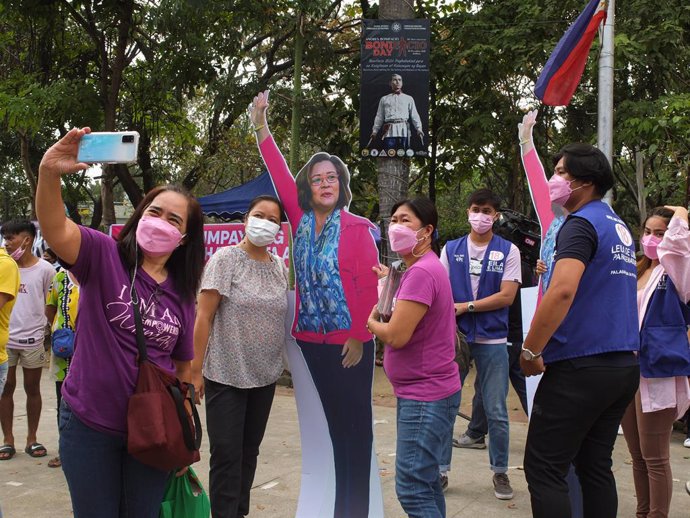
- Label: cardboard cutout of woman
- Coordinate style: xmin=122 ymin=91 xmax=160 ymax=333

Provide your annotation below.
xmin=519 ymin=109 xmax=584 ymax=518
xmin=250 ymin=91 xmax=384 ymax=518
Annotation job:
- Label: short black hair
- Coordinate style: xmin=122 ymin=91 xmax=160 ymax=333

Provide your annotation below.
xmin=391 ymin=196 xmax=440 ymax=256
xmin=553 ymin=143 xmax=613 ymax=197
xmin=43 ymin=248 xmax=58 ymax=261
xmin=246 ymin=195 xmax=286 ymax=222
xmin=1 ymin=220 xmax=36 ymax=239
xmin=467 ymin=188 xmax=501 ymax=211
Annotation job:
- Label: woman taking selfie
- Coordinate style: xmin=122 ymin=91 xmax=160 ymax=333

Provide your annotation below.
xmin=621 ymin=205 xmax=690 ymax=518
xmin=367 ymin=197 xmax=460 ymax=518
xmin=192 ymin=195 xmax=289 ymax=518
xmin=35 ymin=127 xmax=204 ymax=518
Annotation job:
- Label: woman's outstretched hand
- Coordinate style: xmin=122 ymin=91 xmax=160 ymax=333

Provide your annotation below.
xmin=250 ymin=90 xmax=270 ymax=127
xmin=517 ymin=110 xmax=538 ymax=150
xmin=38 ymin=127 xmax=91 ymax=177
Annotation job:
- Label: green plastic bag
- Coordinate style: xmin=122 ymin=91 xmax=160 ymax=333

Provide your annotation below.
xmin=159 ymin=467 xmax=211 ymax=518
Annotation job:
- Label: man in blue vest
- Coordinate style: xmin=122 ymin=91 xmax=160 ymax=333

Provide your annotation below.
xmin=520 ymin=143 xmax=639 ymax=518
xmin=441 ymin=188 xmax=522 ymax=500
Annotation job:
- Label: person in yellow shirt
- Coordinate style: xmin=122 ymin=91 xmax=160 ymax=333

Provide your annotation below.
xmin=0 ymin=242 xmax=20 ymax=460
xmin=45 ymin=269 xmax=79 ymax=468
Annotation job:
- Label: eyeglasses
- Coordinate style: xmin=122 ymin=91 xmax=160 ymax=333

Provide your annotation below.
xmin=310 ymin=174 xmax=339 ymax=187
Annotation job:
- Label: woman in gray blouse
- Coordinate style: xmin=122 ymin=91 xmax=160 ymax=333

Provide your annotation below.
xmin=192 ymin=195 xmax=288 ymax=518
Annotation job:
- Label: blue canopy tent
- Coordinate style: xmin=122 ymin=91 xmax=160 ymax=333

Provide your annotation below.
xmin=197 ymin=171 xmax=381 ymax=242
xmin=197 ymin=171 xmax=277 ymax=220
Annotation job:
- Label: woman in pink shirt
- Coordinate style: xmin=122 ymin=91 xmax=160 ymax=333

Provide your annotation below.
xmin=368 ymin=197 xmax=460 ymax=518
xmin=621 ymin=205 xmax=690 ymax=518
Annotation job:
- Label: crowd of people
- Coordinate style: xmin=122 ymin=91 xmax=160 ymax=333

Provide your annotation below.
xmin=0 ymin=97 xmax=688 ymax=518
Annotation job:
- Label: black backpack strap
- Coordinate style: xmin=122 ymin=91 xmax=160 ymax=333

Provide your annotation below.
xmin=169 ymin=383 xmax=203 ymax=451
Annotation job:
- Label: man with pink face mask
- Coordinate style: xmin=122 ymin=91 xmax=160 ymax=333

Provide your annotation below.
xmin=0 ymin=220 xmax=55 ymax=461
xmin=520 ymin=143 xmax=639 ymax=518
xmin=440 ymin=188 xmax=522 ymax=500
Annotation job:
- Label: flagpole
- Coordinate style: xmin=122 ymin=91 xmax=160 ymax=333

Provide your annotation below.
xmin=598 ymin=0 xmax=615 ymax=204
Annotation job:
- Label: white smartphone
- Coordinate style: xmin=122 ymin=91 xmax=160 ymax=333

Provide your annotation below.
xmin=77 ymin=131 xmax=140 ymax=164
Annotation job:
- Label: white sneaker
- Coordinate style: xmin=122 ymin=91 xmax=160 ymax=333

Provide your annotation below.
xmin=683 ymin=438 xmax=690 ymax=448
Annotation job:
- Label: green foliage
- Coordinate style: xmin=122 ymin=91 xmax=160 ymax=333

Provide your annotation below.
xmin=0 ymin=0 xmax=687 ymax=233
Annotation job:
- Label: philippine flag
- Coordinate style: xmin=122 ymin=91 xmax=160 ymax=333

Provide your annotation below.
xmin=535 ymin=0 xmax=608 ymax=106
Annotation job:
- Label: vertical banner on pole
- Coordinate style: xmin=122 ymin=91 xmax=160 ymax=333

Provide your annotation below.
xmin=360 ymin=19 xmax=430 ymax=159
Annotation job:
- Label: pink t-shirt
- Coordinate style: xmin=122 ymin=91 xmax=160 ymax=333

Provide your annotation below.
xmin=383 ymin=253 xmax=460 ymax=401
xmin=8 ymin=259 xmax=55 ymax=349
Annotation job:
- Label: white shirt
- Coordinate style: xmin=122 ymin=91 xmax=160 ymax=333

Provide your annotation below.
xmin=372 ymin=92 xmax=423 ymax=138
xmin=8 ymin=259 xmax=55 ymax=349
xmin=440 ymin=237 xmax=522 ymax=344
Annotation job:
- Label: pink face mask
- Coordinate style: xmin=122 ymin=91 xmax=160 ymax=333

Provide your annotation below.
xmin=135 ymin=216 xmax=184 ymax=257
xmin=388 ymin=224 xmax=422 ymax=254
xmin=548 ymin=175 xmax=583 ymax=206
xmin=9 ymin=238 xmax=28 ymax=261
xmin=640 ymin=234 xmax=662 ymax=260
xmin=468 ymin=212 xmax=495 ymax=234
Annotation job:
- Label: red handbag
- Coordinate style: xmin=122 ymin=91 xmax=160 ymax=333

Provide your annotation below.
xmin=126 ymin=285 xmax=202 ymax=471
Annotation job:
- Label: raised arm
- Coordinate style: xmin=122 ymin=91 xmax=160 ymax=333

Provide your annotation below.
xmin=36 ymin=128 xmax=91 ymax=265
xmin=519 ymin=110 xmax=554 ymax=235
xmin=249 ymin=90 xmax=303 ymax=230
xmin=658 ymin=206 xmax=690 ymax=304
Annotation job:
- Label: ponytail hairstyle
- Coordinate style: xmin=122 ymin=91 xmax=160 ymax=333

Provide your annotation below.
xmin=636 ymin=206 xmax=674 ymax=279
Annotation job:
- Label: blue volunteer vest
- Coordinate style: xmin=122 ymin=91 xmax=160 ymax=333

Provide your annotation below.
xmin=446 ymin=234 xmax=513 ymax=342
xmin=639 ymin=273 xmax=690 ymax=378
xmin=543 ymin=200 xmax=639 ymax=364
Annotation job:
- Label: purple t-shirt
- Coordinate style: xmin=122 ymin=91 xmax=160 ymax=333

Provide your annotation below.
xmin=61 ymin=226 xmax=195 ymax=435
xmin=383 ymin=252 xmax=461 ymax=401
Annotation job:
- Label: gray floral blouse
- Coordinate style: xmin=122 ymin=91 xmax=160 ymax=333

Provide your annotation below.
xmin=200 ymin=246 xmax=288 ymax=388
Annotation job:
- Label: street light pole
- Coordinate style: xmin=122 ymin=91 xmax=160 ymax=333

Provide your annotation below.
xmin=598 ymin=0 xmax=615 ymax=205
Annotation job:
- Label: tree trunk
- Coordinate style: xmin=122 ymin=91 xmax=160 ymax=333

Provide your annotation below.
xmin=377 ymin=0 xmax=415 ymax=265
xmin=19 ymin=132 xmax=38 ymax=219
xmin=289 ymin=12 xmax=305 ymax=175
xmin=90 ymin=195 xmax=103 ymax=230
xmin=101 ymin=0 xmax=135 ymax=227
xmin=635 ymin=148 xmax=646 ymax=226
xmin=686 ymin=163 xmax=690 ymax=208
xmin=429 ymin=81 xmax=438 ymax=203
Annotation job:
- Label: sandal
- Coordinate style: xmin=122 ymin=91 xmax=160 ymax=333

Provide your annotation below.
xmin=24 ymin=442 xmax=47 ymax=458
xmin=48 ymin=456 xmax=61 ymax=468
xmin=0 ymin=444 xmax=16 ymax=460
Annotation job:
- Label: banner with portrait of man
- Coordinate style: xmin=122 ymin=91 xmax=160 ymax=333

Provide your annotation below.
xmin=360 ymin=19 xmax=430 ymax=159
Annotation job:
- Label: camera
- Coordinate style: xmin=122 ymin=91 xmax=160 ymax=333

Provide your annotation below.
xmin=494 ymin=209 xmax=541 ymax=267
xmin=122 ymin=135 xmax=135 ymax=143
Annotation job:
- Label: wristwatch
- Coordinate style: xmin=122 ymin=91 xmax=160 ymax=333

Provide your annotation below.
xmin=467 ymin=302 xmax=476 ymax=313
xmin=521 ymin=345 xmax=542 ymax=361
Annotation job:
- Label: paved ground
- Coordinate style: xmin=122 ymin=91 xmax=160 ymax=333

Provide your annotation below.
xmin=1 ymin=364 xmax=690 ymax=517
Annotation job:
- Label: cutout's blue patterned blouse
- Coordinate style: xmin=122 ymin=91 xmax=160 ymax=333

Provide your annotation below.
xmin=293 ymin=209 xmax=352 ymax=333
xmin=541 ymin=214 xmax=565 ymax=293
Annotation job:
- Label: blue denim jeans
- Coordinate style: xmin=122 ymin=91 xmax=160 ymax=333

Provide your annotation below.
xmin=467 ymin=342 xmax=528 ymax=439
xmin=59 ymin=400 xmax=169 ymax=518
xmin=467 ymin=343 xmax=509 ymax=473
xmin=396 ymin=390 xmax=461 ymax=518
